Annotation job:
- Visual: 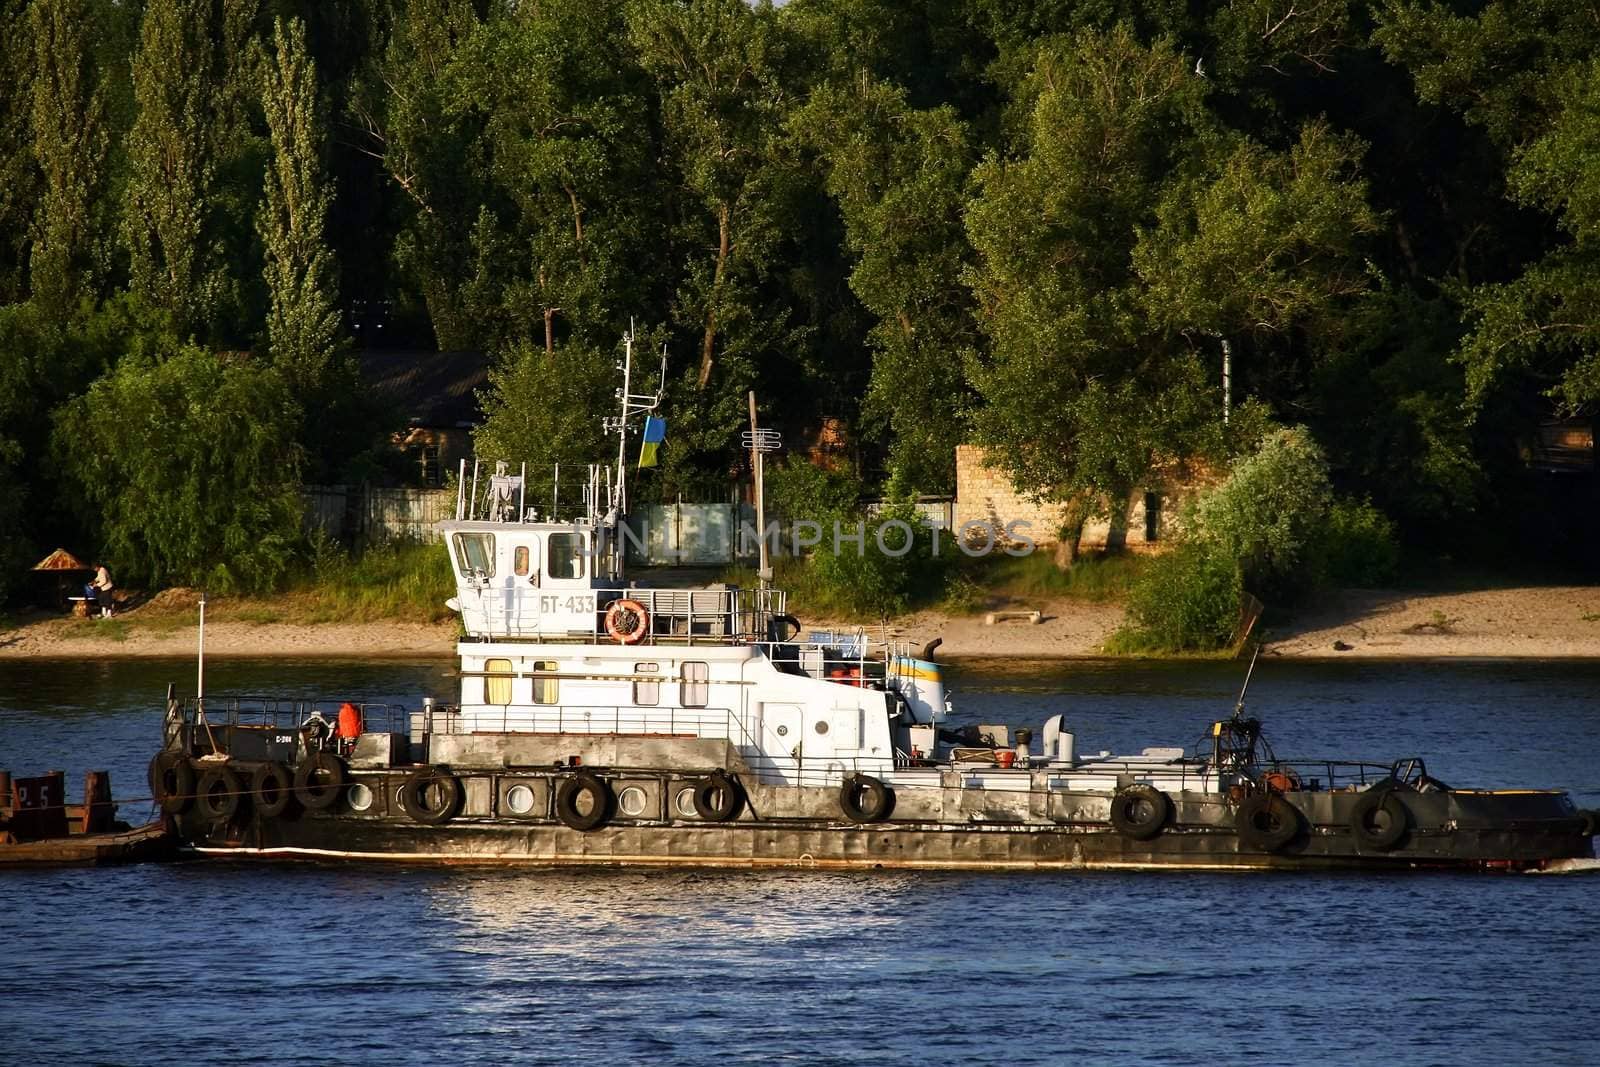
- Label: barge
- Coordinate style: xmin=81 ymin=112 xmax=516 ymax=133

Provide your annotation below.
xmin=2 ymin=769 xmax=174 ymax=867
xmin=149 ymin=338 xmax=1598 ymax=873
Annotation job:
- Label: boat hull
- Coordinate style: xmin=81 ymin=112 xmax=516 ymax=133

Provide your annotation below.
xmin=170 ymin=769 xmax=1596 ymax=873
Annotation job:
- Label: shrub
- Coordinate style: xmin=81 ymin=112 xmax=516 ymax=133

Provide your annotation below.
xmin=807 ymin=500 xmax=947 ymax=619
xmin=1193 ymin=425 xmax=1331 ymax=599
xmin=1110 ymin=543 xmax=1242 ymax=653
xmin=763 ymin=455 xmax=859 ymax=526
xmin=1314 ymin=497 xmax=1400 ymax=587
xmin=53 ymin=346 xmax=305 ymax=593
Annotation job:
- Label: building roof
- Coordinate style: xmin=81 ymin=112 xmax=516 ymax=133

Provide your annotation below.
xmin=357 ymin=350 xmax=492 ymax=428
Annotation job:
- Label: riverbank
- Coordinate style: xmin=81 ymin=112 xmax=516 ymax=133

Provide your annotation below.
xmin=4 ymin=583 xmax=1600 ymax=660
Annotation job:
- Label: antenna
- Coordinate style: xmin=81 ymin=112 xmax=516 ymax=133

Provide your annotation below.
xmin=603 ymin=321 xmax=666 ymax=518
xmin=1233 ymin=641 xmax=1262 ymax=719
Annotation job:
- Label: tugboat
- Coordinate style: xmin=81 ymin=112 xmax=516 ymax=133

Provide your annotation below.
xmin=149 ymin=336 xmax=1599 ymax=872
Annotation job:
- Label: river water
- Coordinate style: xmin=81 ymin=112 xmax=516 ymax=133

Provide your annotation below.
xmin=1 ymin=656 xmax=1597 ymax=1065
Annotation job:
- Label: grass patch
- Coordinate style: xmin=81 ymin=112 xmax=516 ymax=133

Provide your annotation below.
xmin=104 ymin=541 xmax=458 ymax=630
xmin=234 ymin=607 xmax=284 ymax=625
xmin=963 ymin=550 xmax=1146 ymax=604
xmin=136 ymin=609 xmax=199 ymax=634
xmin=281 ymin=539 xmax=457 ymax=623
xmin=721 ymin=548 xmax=1149 ymax=622
xmin=91 ymin=618 xmax=130 ymax=642
xmin=1404 ymin=610 xmax=1459 ymax=634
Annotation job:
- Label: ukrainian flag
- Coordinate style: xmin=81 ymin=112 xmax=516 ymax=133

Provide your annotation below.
xmin=638 ymin=416 xmax=667 ymax=469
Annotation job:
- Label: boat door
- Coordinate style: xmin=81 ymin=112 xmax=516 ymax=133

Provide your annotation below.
xmin=502 ymin=534 xmax=540 ymax=632
xmin=758 ymin=702 xmax=804 ymax=783
xmin=529 ymin=528 xmax=597 ymax=634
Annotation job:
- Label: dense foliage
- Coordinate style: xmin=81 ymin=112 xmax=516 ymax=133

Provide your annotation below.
xmin=1 ymin=0 xmax=1597 ymax=600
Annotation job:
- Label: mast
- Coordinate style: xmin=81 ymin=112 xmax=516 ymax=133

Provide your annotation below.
xmin=614 ymin=330 xmax=634 ymax=515
xmin=603 ymin=321 xmax=668 ymax=535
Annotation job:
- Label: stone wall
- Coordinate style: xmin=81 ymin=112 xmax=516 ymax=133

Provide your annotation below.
xmin=953 ymin=445 xmax=1194 ymax=549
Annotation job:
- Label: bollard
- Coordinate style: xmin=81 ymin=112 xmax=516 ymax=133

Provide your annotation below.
xmin=82 ymin=770 xmax=115 ymax=833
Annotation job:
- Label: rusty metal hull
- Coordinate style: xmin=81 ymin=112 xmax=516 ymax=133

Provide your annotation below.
xmin=171 ymin=772 xmax=1596 ymax=873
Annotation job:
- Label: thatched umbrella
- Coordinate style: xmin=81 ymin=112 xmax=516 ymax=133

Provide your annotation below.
xmin=32 ymin=548 xmax=90 ymax=572
xmin=31 ymin=548 xmax=93 ymax=611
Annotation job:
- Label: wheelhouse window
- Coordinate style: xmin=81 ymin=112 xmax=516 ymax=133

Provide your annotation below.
xmin=548 ymin=532 xmax=584 ymax=579
xmin=514 ymin=545 xmax=530 ymax=576
xmin=634 ymin=662 xmax=660 ymax=706
xmin=453 ymin=532 xmax=495 ymax=577
xmin=681 ymin=661 xmax=709 ymax=707
xmin=485 ymin=658 xmax=512 ymax=705
xmin=532 ymin=660 xmax=559 ymax=705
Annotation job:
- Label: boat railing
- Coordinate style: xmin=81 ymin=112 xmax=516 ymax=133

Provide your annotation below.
xmin=1260 ymin=759 xmax=1403 ymax=792
xmin=437 ymin=703 xmax=892 ymax=786
xmin=175 ymin=697 xmax=414 ymax=737
xmin=460 ymin=584 xmax=787 ymax=644
xmin=442 ymin=703 xmax=749 ymax=740
xmin=454 ymin=458 xmax=613 ymax=528
xmin=749 ymin=638 xmax=887 ymax=685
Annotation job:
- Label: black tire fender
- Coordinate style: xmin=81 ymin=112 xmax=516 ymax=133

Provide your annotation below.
xmin=691 ymin=771 xmax=743 ymax=822
xmin=555 ymin=773 xmax=613 ymax=832
xmin=293 ymin=751 xmax=346 ymax=811
xmin=1236 ymin=793 xmax=1301 ymax=853
xmin=252 ymin=762 xmax=294 ymax=818
xmin=1350 ymin=786 xmax=1408 ymax=850
xmin=839 ymin=773 xmax=894 ymax=824
xmin=1578 ymin=810 xmax=1599 ymax=838
xmin=196 ymin=764 xmax=244 ymax=824
xmin=770 ymin=613 xmax=803 ymax=642
xmin=1110 ymin=784 xmax=1170 ymax=841
xmin=148 ymin=752 xmax=195 ymax=815
xmin=399 ymin=766 xmax=463 ymax=825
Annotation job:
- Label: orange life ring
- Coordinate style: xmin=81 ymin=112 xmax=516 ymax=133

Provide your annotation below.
xmin=605 ymin=598 xmax=649 ymax=644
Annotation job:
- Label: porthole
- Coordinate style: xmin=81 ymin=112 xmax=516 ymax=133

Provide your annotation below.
xmin=347 ymin=782 xmax=374 ymax=812
xmin=618 ymin=786 xmax=648 ymax=818
xmin=776 ymin=724 xmax=788 ymax=737
xmin=674 ymin=786 xmax=697 ymax=818
xmin=814 ymin=720 xmax=830 ymax=735
xmin=505 ymin=783 xmax=536 ymax=815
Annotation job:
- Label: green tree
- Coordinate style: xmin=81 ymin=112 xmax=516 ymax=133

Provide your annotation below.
xmin=446 ymin=0 xmax=660 ymax=351
xmin=792 ymin=78 xmax=976 ymax=493
xmin=1134 ymin=122 xmax=1380 ymax=360
xmin=472 ymin=340 xmax=618 ymax=468
xmin=1377 ymin=1 xmax=1600 ymax=413
xmin=53 ymin=345 xmax=303 ymax=592
xmin=121 ymin=0 xmax=225 ymax=337
xmin=28 ymin=0 xmax=111 ymax=315
xmin=627 ymin=0 xmax=795 ymax=391
xmin=0 ymin=0 xmax=39 ymax=304
xmin=364 ymin=0 xmax=486 ymax=349
xmin=258 ymin=15 xmax=363 ymax=482
xmin=964 ymin=27 xmax=1221 ymax=551
xmin=258 ymin=16 xmax=344 ymax=396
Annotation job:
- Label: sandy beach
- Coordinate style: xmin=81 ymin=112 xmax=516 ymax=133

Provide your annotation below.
xmin=4 ymin=584 xmax=1600 ymax=660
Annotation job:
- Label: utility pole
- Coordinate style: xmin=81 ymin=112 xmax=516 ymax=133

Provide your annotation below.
xmin=748 ymin=391 xmax=770 ymax=588
xmin=743 ymin=391 xmax=780 ymax=590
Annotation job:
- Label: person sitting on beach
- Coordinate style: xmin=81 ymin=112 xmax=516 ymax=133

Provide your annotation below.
xmin=89 ymin=563 xmax=114 ymax=618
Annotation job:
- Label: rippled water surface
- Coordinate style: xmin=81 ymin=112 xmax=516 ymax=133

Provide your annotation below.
xmin=2 ymin=656 xmax=1597 ymax=1065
